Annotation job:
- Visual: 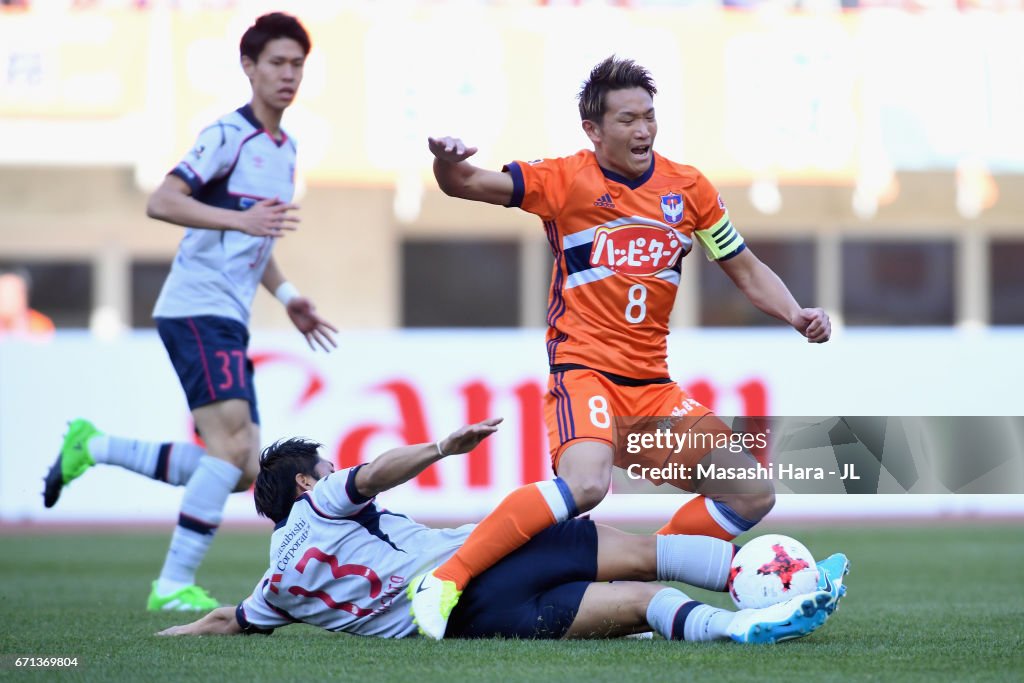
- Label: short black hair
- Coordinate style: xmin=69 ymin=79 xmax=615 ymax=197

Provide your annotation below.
xmin=577 ymin=56 xmax=657 ymax=122
xmin=240 ymin=12 xmax=311 ymax=63
xmin=254 ymin=438 xmax=322 ymax=524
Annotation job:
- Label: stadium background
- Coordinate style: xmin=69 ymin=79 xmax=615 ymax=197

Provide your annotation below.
xmin=2 ymin=4 xmax=1023 ymax=528
xmin=1 ymin=4 xmax=1023 ymax=682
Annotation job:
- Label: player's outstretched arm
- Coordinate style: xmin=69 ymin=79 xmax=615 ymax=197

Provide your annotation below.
xmin=261 ymin=256 xmax=338 ymax=352
xmin=428 ymin=136 xmax=515 ymax=206
xmin=146 ymin=175 xmax=300 ymax=238
xmin=353 ymin=417 xmax=503 ymax=498
xmin=156 ymin=606 xmax=243 ymax=636
xmin=717 ymin=249 xmax=831 ymax=343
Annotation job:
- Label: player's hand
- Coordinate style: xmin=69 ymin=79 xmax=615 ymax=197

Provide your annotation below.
xmin=156 ymin=623 xmax=194 ymax=636
xmin=428 ymin=136 xmax=479 ymax=163
xmin=439 ymin=417 xmax=503 ymax=456
xmin=286 ymin=297 xmax=339 ymax=352
xmin=793 ymin=307 xmax=831 ymax=343
xmin=237 ymin=198 xmax=300 ymax=238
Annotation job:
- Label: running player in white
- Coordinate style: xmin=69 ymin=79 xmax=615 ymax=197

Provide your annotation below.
xmin=42 ymin=13 xmax=337 ymax=612
xmin=158 ymin=418 xmax=847 ymax=643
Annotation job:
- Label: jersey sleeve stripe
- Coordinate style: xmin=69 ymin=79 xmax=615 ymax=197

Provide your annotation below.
xmin=503 ymin=162 xmax=525 ymax=208
xmin=345 ymin=465 xmax=372 ymax=505
xmin=235 ymin=603 xmax=276 ymax=634
xmin=169 ymin=164 xmax=205 ymax=194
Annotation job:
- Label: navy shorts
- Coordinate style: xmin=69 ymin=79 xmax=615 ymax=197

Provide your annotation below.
xmin=446 ymin=518 xmax=598 ymax=639
xmin=155 ymin=315 xmax=259 ymax=424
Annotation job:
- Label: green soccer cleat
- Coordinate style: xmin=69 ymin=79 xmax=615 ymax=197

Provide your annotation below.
xmin=147 ymin=583 xmax=220 ymax=612
xmin=42 ymin=419 xmax=102 ymax=508
xmin=407 ymin=571 xmax=462 ymax=640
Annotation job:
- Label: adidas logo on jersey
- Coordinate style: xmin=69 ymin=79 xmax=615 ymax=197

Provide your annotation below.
xmin=593 ymin=193 xmax=616 ymax=208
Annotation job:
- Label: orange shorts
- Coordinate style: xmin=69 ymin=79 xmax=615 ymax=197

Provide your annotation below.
xmin=544 ymin=367 xmax=718 ymax=472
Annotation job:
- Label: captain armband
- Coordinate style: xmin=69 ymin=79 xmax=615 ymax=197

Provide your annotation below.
xmin=694 ymin=212 xmax=746 ymax=261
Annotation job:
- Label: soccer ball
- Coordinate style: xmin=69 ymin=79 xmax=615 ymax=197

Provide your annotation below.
xmin=729 ymin=534 xmax=818 ymax=610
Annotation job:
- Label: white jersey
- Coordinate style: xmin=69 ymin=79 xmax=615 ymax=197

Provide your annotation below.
xmin=153 ymin=105 xmax=297 ymax=325
xmin=237 ymin=466 xmax=473 ymax=638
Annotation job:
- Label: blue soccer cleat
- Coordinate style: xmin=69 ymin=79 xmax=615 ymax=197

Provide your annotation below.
xmin=817 ymin=553 xmax=850 ymax=614
xmin=727 ymin=589 xmax=833 ymax=644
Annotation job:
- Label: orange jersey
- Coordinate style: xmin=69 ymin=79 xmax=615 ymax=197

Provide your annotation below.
xmin=506 ymin=150 xmax=742 ymax=379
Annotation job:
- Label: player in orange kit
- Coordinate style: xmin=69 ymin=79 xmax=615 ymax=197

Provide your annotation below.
xmin=409 ymin=56 xmax=832 ymax=639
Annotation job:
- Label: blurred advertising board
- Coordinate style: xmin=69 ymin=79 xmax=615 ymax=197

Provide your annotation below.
xmin=2 ymin=329 xmax=1021 ymax=524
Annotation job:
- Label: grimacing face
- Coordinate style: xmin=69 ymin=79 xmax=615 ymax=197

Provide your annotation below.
xmin=584 ymin=87 xmax=657 ymax=180
xmin=243 ymin=37 xmax=306 ymax=113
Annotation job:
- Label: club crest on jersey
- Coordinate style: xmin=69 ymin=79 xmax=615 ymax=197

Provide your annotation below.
xmin=660 ymin=193 xmax=684 ymax=225
xmin=590 ymin=223 xmax=688 ymax=275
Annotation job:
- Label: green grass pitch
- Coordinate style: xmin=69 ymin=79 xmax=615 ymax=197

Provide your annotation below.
xmin=2 ymin=523 xmax=1022 ymax=683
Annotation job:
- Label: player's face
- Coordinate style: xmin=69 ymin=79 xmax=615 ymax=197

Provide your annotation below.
xmin=585 ymin=87 xmax=657 ymax=179
xmin=243 ymin=37 xmax=306 ymax=112
xmin=312 ymin=458 xmax=335 ymax=481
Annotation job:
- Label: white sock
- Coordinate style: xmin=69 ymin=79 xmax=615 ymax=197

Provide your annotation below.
xmin=656 ymin=535 xmax=736 ymax=591
xmin=683 ymin=604 xmax=733 ymax=642
xmin=534 ymin=477 xmax=578 ymax=521
xmin=161 ymin=443 xmax=206 ymax=486
xmin=157 ymin=455 xmax=242 ymax=593
xmin=645 ymin=587 xmax=731 ymax=642
xmin=89 ymin=436 xmax=204 ymax=486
